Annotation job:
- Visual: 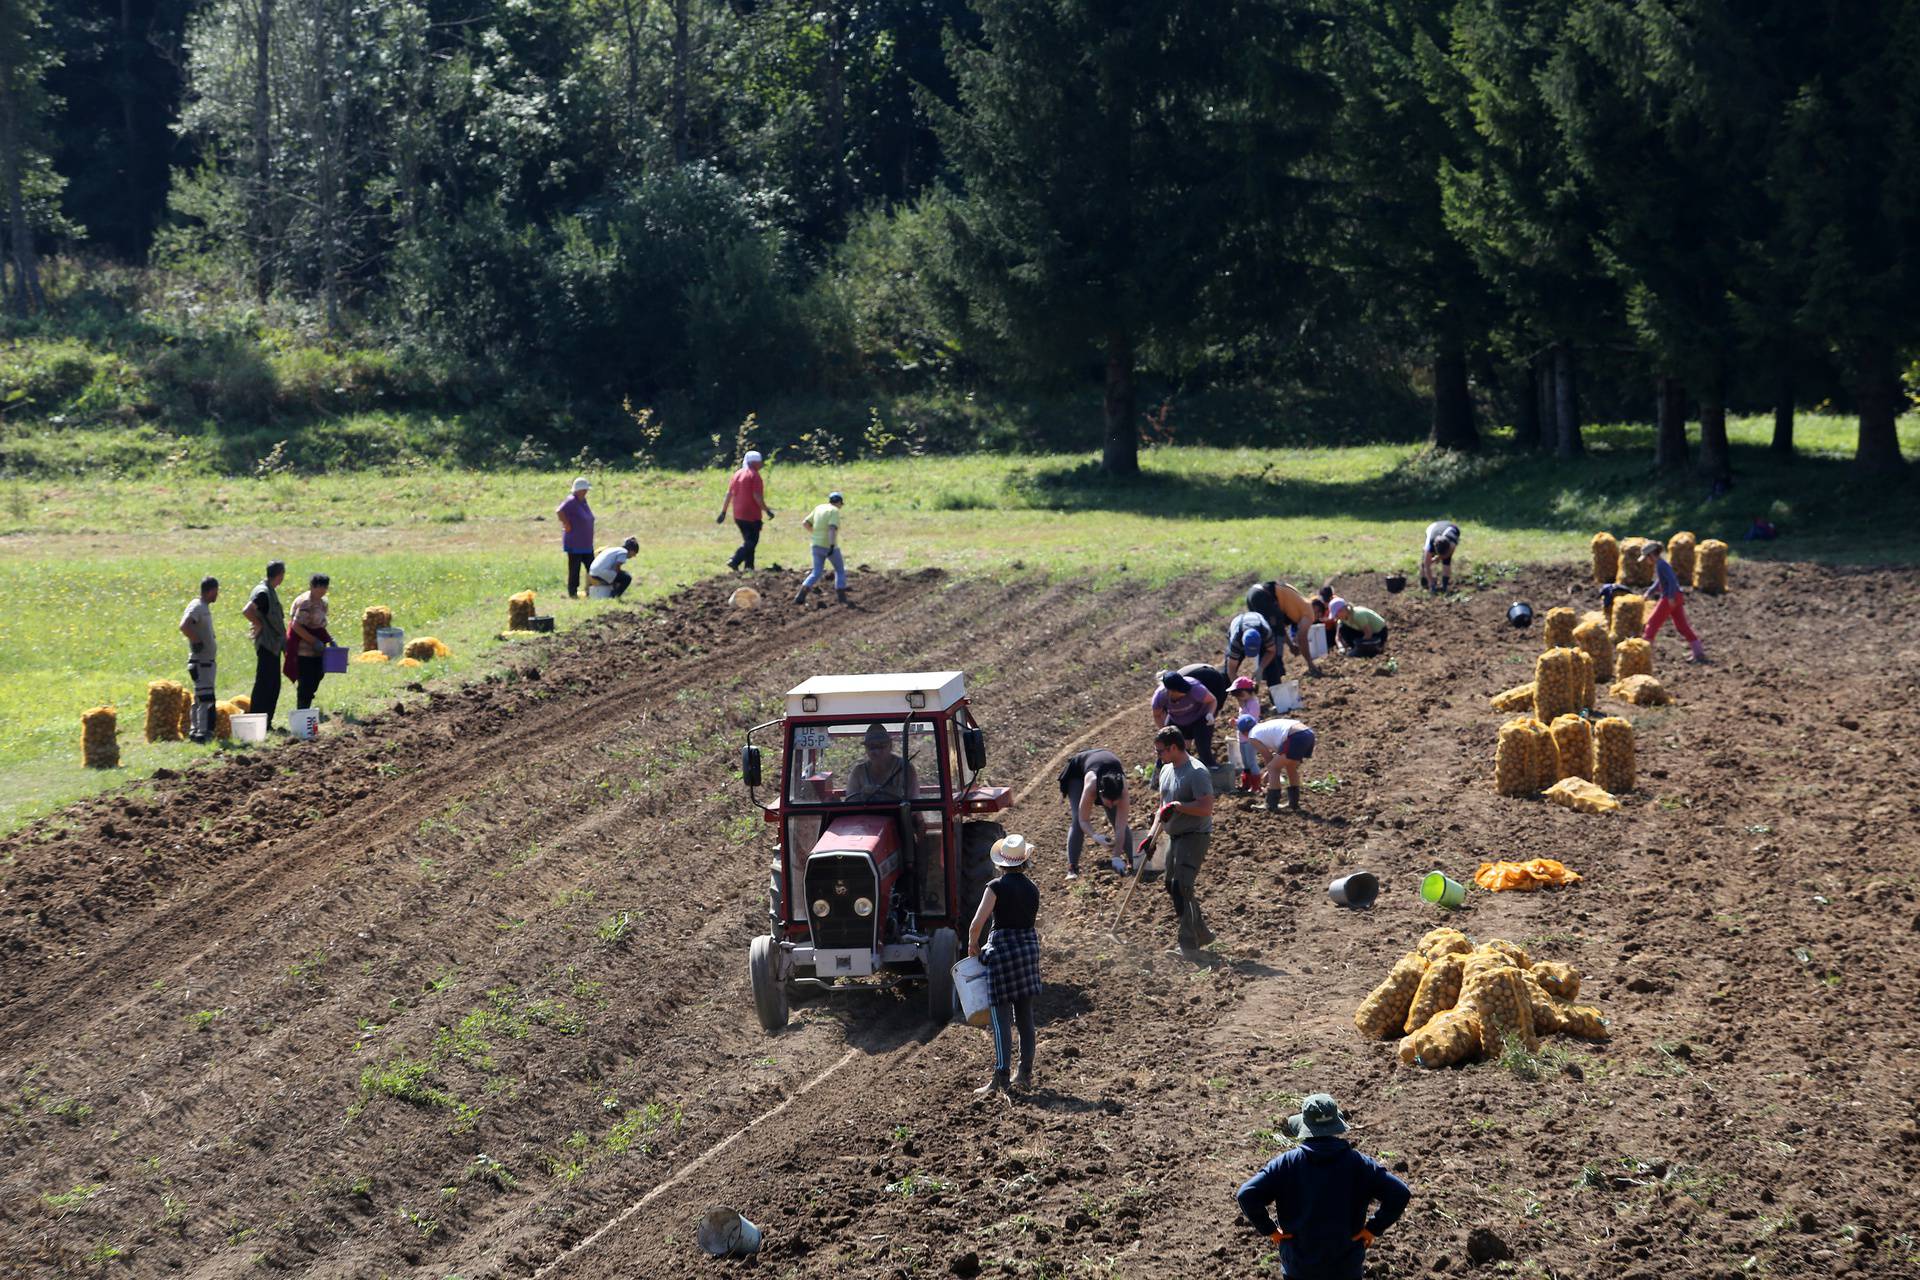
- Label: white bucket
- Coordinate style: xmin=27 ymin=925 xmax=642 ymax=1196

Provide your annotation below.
xmin=1272 ymin=680 xmax=1302 ymax=713
xmin=697 ymin=1207 xmax=763 ymax=1257
xmin=587 ymin=584 xmax=614 ymax=600
xmin=1307 ymin=623 xmax=1329 ymax=661
xmin=230 ymin=713 xmax=267 ymax=743
xmin=288 ymin=708 xmax=319 ymax=741
xmin=952 ymin=956 xmax=991 ymax=1027
xmin=375 ymin=626 xmax=405 ymax=660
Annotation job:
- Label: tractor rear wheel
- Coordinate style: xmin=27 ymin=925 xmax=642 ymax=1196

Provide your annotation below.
xmin=927 ymin=928 xmax=958 ymax=1025
xmin=749 ymin=935 xmax=788 ymax=1032
xmin=958 ymin=821 xmax=1005 ymax=932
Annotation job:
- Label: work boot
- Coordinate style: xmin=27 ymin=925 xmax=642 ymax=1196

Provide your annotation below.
xmin=1238 ymin=770 xmax=1259 ymax=794
xmin=792 ymin=585 xmax=810 ymax=605
xmin=1264 ymin=789 xmax=1282 ymax=813
xmin=1013 ymin=1064 xmax=1033 ymax=1091
xmin=835 ymin=588 xmax=849 ymax=604
xmin=1688 ymin=641 xmax=1708 ymax=664
xmin=974 ymin=1070 xmax=1009 ymax=1097
xmin=1287 ymin=786 xmax=1301 ymax=811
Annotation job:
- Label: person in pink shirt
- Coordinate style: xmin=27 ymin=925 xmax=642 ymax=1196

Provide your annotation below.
xmin=716 ymin=450 xmax=776 ymax=572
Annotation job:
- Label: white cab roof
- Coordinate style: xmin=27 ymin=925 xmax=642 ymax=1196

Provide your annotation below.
xmin=786 ymin=671 xmax=967 ymax=718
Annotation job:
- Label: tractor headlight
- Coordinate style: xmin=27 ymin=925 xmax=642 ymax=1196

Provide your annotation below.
xmin=812 ymin=898 xmax=831 ymax=918
xmin=853 ymin=896 xmax=873 ymax=917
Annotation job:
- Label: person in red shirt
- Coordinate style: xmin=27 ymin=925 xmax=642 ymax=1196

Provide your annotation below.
xmin=716 ymin=450 xmax=776 ymax=571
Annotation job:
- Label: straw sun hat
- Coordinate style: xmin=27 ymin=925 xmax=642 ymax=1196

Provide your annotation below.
xmin=989 ymin=834 xmax=1033 ymax=867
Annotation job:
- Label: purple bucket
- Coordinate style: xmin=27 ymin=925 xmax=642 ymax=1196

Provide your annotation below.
xmin=322 ymin=645 xmax=350 ymax=674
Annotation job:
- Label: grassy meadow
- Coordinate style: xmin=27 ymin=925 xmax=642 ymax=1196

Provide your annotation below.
xmin=0 ymin=412 xmax=1914 ymax=832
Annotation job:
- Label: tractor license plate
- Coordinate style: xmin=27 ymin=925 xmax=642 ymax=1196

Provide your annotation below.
xmin=793 ymin=727 xmax=834 ymax=749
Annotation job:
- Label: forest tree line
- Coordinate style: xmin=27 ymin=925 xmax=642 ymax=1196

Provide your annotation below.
xmin=0 ymin=0 xmax=1915 ymax=476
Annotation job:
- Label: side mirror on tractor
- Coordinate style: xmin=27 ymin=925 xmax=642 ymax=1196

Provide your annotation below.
xmin=741 ymin=744 xmax=762 ymax=788
xmin=963 ymin=727 xmax=987 ymax=771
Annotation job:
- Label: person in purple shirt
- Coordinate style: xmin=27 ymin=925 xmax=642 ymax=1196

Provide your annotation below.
xmin=1642 ymin=541 xmax=1707 ymax=662
xmin=1151 ymin=669 xmax=1218 ymax=767
xmin=557 ymin=477 xmax=596 ymax=597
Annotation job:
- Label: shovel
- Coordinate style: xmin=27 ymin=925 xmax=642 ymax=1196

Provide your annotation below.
xmin=1105 ymin=813 xmax=1166 ymax=941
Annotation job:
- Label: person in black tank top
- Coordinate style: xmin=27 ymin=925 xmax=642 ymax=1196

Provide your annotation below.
xmin=967 ymin=834 xmax=1043 ymax=1095
xmin=1058 ymin=748 xmax=1135 ymax=878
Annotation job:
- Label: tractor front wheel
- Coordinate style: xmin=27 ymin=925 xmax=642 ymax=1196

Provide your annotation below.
xmin=749 ymin=934 xmax=788 ymax=1032
xmin=927 ymin=928 xmax=959 ymax=1026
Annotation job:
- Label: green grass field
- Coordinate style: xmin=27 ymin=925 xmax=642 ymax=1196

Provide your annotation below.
xmin=0 ymin=412 xmax=1913 ymax=832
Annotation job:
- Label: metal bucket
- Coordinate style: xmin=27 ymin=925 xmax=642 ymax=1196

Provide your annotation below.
xmin=952 ymin=956 xmax=991 ymax=1027
xmin=697 ymin=1207 xmax=763 ymax=1257
xmin=376 ymin=626 xmax=405 ymax=659
xmin=1327 ymin=871 xmax=1379 ymax=908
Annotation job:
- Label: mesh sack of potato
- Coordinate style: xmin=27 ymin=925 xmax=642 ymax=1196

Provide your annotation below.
xmin=1397 ymin=1006 xmax=1486 ymax=1068
xmin=1616 ymin=537 xmax=1656 ymax=588
xmin=361 ymin=606 xmax=393 ymax=652
xmin=404 ymin=636 xmax=451 ymax=661
xmin=1418 ymin=927 xmax=1473 ymax=960
xmin=1572 ymin=618 xmax=1614 ymax=681
xmin=729 ymin=586 xmax=762 ymax=609
xmin=1522 ymin=970 xmax=1568 ymax=1033
xmin=81 ymin=706 xmax=120 ymax=768
xmin=145 ymin=680 xmax=187 ymax=743
xmin=1543 ymin=607 xmax=1576 ymax=648
xmin=1610 ymin=674 xmax=1670 ymax=706
xmin=1532 ymin=648 xmax=1579 ymax=722
xmin=398 ymin=656 xmax=423 ymax=669
xmin=1590 ymin=532 xmax=1619 ymax=585
xmin=1544 ymin=776 xmax=1620 ymax=814
xmin=176 ymin=693 xmax=191 ymax=739
xmin=1495 ymin=717 xmax=1543 ymax=797
xmin=1528 ymin=960 xmax=1581 ymax=1001
xmin=1526 ymin=719 xmax=1558 ymax=791
xmin=1491 ymin=682 xmax=1535 ymax=713
xmin=1694 ymin=539 xmax=1729 ymax=593
xmin=508 ymin=591 xmax=536 ymax=631
xmin=1555 ymin=1002 xmax=1609 ymax=1040
xmin=1354 ymin=951 xmax=1428 ymax=1039
xmin=1476 ymin=938 xmax=1533 ymax=970
xmin=231 ymin=695 xmax=249 ymax=713
xmin=1614 ymin=637 xmax=1653 ymax=679
xmin=1666 ymin=531 xmax=1697 ymax=583
xmin=1550 ymin=714 xmax=1593 ymax=781
xmin=354 ymin=650 xmax=390 ymax=664
xmin=1592 ymin=716 xmax=1635 ymax=793
xmin=1461 ymin=961 xmax=1540 ymax=1055
xmin=1404 ymin=953 xmax=1466 ymax=1034
xmin=1573 ymin=649 xmax=1596 ymax=710
xmin=1607 ymin=594 xmax=1646 ymax=645
xmin=213 ymin=700 xmax=241 ymax=739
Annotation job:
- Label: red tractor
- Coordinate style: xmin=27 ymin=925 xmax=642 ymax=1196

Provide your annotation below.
xmin=739 ymin=672 xmax=1011 ymax=1031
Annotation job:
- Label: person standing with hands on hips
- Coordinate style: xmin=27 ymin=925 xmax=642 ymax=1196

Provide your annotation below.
xmin=241 ymin=561 xmax=287 ymax=731
xmin=557 ymin=478 xmax=595 ymax=598
xmin=1236 ymin=1092 xmax=1410 ymax=1279
xmin=794 ymin=491 xmax=848 ymax=605
xmin=716 ymin=450 xmax=774 ymax=572
xmin=179 ymin=576 xmax=220 ymax=743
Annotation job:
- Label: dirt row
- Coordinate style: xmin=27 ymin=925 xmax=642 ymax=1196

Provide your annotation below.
xmin=3 ymin=561 xmax=1919 ymax=1279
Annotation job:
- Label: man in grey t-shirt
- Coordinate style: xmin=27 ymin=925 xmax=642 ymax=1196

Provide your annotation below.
xmin=178 ymin=576 xmax=220 ymax=743
xmin=1153 ymin=724 xmax=1216 ymax=953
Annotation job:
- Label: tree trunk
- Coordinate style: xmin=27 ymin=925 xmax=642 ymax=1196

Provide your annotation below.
xmin=670 ymin=0 xmax=690 ymax=166
xmin=1771 ymin=366 xmax=1794 ymax=457
xmin=1853 ymin=340 xmax=1909 ymax=478
xmin=0 ymin=60 xmax=44 ymax=316
xmin=1654 ymin=375 xmax=1688 ymax=472
xmin=250 ymin=0 xmax=275 ymax=302
xmin=1102 ymin=329 xmax=1139 ymax=477
xmin=824 ymin=1 xmax=848 ymax=222
xmin=1553 ymin=344 xmax=1582 ymax=458
xmin=1428 ymin=339 xmax=1478 ymax=452
xmin=1697 ymin=362 xmax=1731 ymax=483
xmin=1535 ymin=354 xmax=1556 ymax=453
xmin=1513 ymin=360 xmax=1540 ymax=450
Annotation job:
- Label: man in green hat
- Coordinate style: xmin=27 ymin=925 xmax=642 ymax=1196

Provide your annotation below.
xmin=1235 ymin=1092 xmax=1410 ymax=1278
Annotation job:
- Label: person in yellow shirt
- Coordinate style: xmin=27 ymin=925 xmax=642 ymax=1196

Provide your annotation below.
xmin=794 ymin=492 xmax=847 ymax=604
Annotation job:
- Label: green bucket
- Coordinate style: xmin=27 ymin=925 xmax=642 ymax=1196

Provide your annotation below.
xmin=1421 ymin=871 xmax=1467 ymax=909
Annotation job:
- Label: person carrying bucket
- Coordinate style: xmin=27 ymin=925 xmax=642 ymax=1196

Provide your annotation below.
xmin=1245 ymin=580 xmax=1323 ymax=677
xmin=1057 ymin=748 xmax=1135 ymax=879
xmin=179 ymin=576 xmax=220 ymax=743
xmin=966 ymin=834 xmax=1042 ymax=1096
xmin=1235 ymin=1092 xmax=1411 ymax=1279
xmin=1244 ymin=716 xmax=1316 ymax=813
xmin=1227 ymin=679 xmax=1262 ymax=792
xmin=1641 ymin=541 xmax=1707 ymax=663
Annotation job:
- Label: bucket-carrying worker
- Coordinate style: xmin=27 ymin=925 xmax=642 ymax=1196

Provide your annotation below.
xmin=1224 ymin=610 xmax=1283 ymax=697
xmin=1228 ymin=679 xmax=1262 ymax=791
xmin=1328 ymin=598 xmax=1389 ymax=657
xmin=1058 ymin=748 xmax=1135 ymax=879
xmin=1420 ymin=521 xmax=1461 ymax=593
xmin=1246 ymin=717 xmax=1317 ymax=812
xmin=717 ymin=450 xmax=775 ymax=572
xmin=557 ymin=477 xmax=595 ymax=598
xmin=846 ymin=721 xmax=919 ymax=802
xmin=1235 ymin=1093 xmax=1410 ymax=1280
xmin=1246 ymin=581 xmax=1323 ymax=676
xmin=1153 ymin=725 xmax=1215 ymax=954
xmin=1151 ymin=670 xmax=1218 ymax=767
xmin=1642 ymin=541 xmax=1707 ymax=663
xmin=179 ymin=576 xmax=220 ymax=743
xmin=968 ymin=834 xmax=1041 ymax=1095
xmin=795 ymin=491 xmax=847 ymax=604
xmin=285 ymin=572 xmax=333 ymax=712
xmin=241 ymin=561 xmax=286 ymax=730
xmin=588 ymin=537 xmax=638 ymax=599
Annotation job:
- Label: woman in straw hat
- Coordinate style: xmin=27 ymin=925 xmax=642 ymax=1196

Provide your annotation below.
xmin=967 ymin=833 xmax=1042 ymax=1095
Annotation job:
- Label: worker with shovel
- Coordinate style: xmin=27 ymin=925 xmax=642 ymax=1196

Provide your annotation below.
xmin=179 ymin=576 xmax=220 ymax=744
xmin=1153 ymin=725 xmax=1215 ymax=954
xmin=1235 ymin=1092 xmax=1410 ymax=1279
xmin=1058 ymin=747 xmax=1135 ymax=880
xmin=1242 ymin=715 xmax=1317 ymax=813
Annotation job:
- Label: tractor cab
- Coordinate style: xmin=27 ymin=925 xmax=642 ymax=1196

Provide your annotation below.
xmin=740 ymin=672 xmax=1011 ymax=1031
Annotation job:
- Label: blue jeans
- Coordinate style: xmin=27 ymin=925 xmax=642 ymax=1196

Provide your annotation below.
xmin=801 ymin=544 xmax=846 ymax=591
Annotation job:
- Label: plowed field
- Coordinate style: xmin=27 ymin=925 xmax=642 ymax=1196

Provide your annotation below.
xmin=3 ymin=562 xmax=1918 ymax=1280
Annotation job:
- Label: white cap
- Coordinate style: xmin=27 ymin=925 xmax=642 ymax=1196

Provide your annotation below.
xmin=743 ymin=450 xmax=763 ymax=466
xmin=572 ymin=477 xmax=591 ymax=492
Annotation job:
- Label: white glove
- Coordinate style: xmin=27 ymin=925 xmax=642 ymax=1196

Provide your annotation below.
xmin=1092 ymin=833 xmax=1113 ymax=847
xmin=1204 ymin=715 xmax=1215 ymax=724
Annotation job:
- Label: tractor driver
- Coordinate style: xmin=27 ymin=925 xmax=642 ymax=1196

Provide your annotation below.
xmin=846 ymin=721 xmax=920 ymax=803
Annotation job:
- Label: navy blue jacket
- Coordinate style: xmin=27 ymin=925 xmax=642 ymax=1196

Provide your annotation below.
xmin=1236 ymin=1137 xmax=1411 ymax=1280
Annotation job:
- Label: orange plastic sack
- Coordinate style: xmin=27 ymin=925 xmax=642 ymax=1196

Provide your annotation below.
xmin=1473 ymin=859 xmax=1583 ymax=892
